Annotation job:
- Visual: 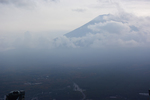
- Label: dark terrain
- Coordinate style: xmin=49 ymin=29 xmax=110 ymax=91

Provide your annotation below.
xmin=0 ymin=61 xmax=150 ymax=100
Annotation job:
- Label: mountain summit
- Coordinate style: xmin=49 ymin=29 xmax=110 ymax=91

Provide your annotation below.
xmin=64 ymin=14 xmax=109 ymax=38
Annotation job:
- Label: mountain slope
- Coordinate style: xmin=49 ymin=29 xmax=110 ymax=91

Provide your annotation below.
xmin=64 ymin=14 xmax=109 ymax=38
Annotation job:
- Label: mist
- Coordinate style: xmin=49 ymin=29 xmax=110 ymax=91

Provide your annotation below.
xmin=1 ymin=13 xmax=150 ymax=69
xmin=1 ymin=12 xmax=150 ymax=100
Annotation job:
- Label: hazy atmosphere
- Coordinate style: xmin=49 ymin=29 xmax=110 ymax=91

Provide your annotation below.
xmin=0 ymin=0 xmax=150 ymax=100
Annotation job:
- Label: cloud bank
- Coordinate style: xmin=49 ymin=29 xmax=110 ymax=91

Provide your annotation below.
xmin=1 ymin=13 xmax=150 ymax=51
xmin=1 ymin=13 xmax=150 ymax=66
xmin=55 ymin=13 xmax=150 ymax=48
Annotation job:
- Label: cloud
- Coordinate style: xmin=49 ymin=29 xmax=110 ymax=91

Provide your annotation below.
xmin=1 ymin=12 xmax=150 ymax=66
xmin=54 ymin=13 xmax=150 ymax=48
xmin=45 ymin=0 xmax=59 ymax=2
xmin=0 ymin=0 xmax=35 ymax=7
xmin=0 ymin=13 xmax=150 ymax=51
xmin=0 ymin=1 xmax=150 ymax=67
xmin=88 ymin=21 xmax=130 ymax=34
xmin=72 ymin=8 xmax=86 ymax=12
xmin=0 ymin=0 xmax=9 ymax=4
xmin=0 ymin=0 xmax=58 ymax=7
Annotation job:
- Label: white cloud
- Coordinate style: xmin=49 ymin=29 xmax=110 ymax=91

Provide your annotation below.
xmin=1 ymin=13 xmax=150 ymax=51
xmin=54 ymin=13 xmax=150 ymax=48
xmin=88 ymin=21 xmax=130 ymax=34
xmin=0 ymin=0 xmax=150 ymax=51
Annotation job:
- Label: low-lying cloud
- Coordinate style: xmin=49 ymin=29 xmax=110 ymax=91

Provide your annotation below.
xmin=1 ymin=13 xmax=150 ymax=66
xmin=55 ymin=13 xmax=150 ymax=48
xmin=1 ymin=13 xmax=150 ymax=51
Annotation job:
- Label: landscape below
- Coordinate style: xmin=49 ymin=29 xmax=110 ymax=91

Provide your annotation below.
xmin=0 ymin=63 xmax=150 ymax=100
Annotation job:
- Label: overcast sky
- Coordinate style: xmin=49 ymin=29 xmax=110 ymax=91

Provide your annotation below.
xmin=0 ymin=0 xmax=150 ymax=66
xmin=0 ymin=0 xmax=150 ymax=51
xmin=0 ymin=0 xmax=150 ymax=35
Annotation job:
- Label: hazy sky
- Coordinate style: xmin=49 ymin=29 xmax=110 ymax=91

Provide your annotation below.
xmin=0 ymin=0 xmax=150 ymax=51
xmin=0 ymin=0 xmax=150 ymax=35
xmin=0 ymin=0 xmax=150 ymax=67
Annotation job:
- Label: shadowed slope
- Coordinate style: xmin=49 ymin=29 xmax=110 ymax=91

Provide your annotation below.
xmin=65 ymin=14 xmax=109 ymax=38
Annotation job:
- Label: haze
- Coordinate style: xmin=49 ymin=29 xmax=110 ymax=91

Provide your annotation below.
xmin=0 ymin=0 xmax=150 ymax=100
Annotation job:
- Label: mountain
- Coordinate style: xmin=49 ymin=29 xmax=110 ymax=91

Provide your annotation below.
xmin=64 ymin=14 xmax=109 ymax=38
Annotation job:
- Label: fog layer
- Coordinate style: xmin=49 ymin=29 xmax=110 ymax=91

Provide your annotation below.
xmin=0 ymin=13 xmax=150 ymax=68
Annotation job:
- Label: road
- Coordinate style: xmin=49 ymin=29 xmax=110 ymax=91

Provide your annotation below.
xmin=73 ymin=83 xmax=86 ymax=100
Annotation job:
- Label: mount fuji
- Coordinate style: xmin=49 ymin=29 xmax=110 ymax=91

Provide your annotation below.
xmin=64 ymin=14 xmax=139 ymax=38
xmin=64 ymin=14 xmax=110 ymax=38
